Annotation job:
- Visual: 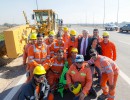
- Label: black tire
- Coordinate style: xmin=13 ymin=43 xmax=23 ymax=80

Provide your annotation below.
xmin=115 ymin=27 xmax=118 ymax=31
xmin=120 ymin=29 xmax=123 ymax=32
xmin=110 ymin=28 xmax=113 ymax=31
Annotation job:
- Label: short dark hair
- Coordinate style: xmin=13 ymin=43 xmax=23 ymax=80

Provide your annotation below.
xmin=57 ymin=49 xmax=64 ymax=54
xmin=56 ymin=32 xmax=62 ymax=38
xmin=37 ymin=33 xmax=44 ymax=37
xmin=93 ymin=29 xmax=99 ymax=32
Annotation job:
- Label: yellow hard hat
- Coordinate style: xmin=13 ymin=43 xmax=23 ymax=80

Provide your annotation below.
xmin=33 ymin=65 xmax=46 ymax=75
xmin=63 ymin=27 xmax=68 ymax=31
xmin=30 ymin=33 xmax=37 ymax=40
xmin=49 ymin=30 xmax=55 ymax=36
xmin=71 ymin=48 xmax=78 ymax=53
xmin=70 ymin=30 xmax=76 ymax=36
xmin=103 ymin=31 xmax=109 ymax=37
xmin=71 ymin=82 xmax=81 ymax=95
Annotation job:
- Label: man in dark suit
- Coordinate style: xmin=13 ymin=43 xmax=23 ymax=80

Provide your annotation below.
xmin=78 ymin=30 xmax=92 ymax=61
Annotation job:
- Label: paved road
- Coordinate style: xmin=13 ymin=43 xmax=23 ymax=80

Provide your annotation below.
xmin=1 ymin=25 xmax=130 ymax=100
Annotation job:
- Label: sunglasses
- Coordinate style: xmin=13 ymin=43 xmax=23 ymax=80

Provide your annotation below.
xmin=76 ymin=62 xmax=82 ymax=64
xmin=103 ymin=36 xmax=108 ymax=38
xmin=90 ymin=53 xmax=96 ymax=57
xmin=34 ymin=74 xmax=45 ymax=79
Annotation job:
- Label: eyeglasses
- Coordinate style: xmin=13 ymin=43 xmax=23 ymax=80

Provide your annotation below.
xmin=93 ymin=31 xmax=98 ymax=33
xmin=103 ymin=36 xmax=108 ymax=38
xmin=76 ymin=62 xmax=82 ymax=64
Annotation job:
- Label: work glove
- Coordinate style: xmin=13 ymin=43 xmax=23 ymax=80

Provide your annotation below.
xmin=79 ymin=92 xmax=86 ymax=100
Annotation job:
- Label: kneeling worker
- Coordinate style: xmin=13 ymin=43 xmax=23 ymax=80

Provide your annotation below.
xmin=88 ymin=49 xmax=119 ymax=100
xmin=66 ymin=55 xmax=92 ymax=100
xmin=18 ymin=65 xmax=50 ymax=100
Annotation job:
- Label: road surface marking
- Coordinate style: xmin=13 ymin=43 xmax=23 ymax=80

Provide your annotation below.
xmin=118 ymin=41 xmax=130 ymax=45
xmin=3 ymin=69 xmax=130 ymax=100
xmin=3 ymin=74 xmax=26 ymax=100
xmin=119 ymin=70 xmax=130 ymax=85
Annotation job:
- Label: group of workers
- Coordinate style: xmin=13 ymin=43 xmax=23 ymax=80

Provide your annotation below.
xmin=19 ymin=26 xmax=119 ymax=100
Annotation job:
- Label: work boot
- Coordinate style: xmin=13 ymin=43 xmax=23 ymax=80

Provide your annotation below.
xmin=96 ymin=83 xmax=101 ymax=88
xmin=97 ymin=93 xmax=108 ymax=100
xmin=89 ymin=87 xmax=97 ymax=99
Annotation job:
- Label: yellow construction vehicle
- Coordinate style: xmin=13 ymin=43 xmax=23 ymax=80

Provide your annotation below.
xmin=0 ymin=9 xmax=62 ymax=66
xmin=31 ymin=9 xmax=61 ymax=36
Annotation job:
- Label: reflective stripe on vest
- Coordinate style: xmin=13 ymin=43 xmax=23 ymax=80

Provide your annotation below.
xmin=28 ymin=56 xmax=34 ymax=59
xmin=50 ymin=51 xmax=54 ymax=54
xmin=71 ymin=71 xmax=75 ymax=74
xmin=80 ymin=73 xmax=86 ymax=76
xmin=53 ymin=63 xmax=64 ymax=67
xmin=100 ymin=57 xmax=112 ymax=73
xmin=29 ymin=59 xmax=34 ymax=63
xmin=108 ymin=94 xmax=115 ymax=99
xmin=34 ymin=58 xmax=46 ymax=62
xmin=54 ymin=43 xmax=64 ymax=49
xmin=33 ymin=45 xmax=46 ymax=53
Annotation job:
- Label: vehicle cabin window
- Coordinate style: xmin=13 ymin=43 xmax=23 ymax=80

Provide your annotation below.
xmin=35 ymin=12 xmax=49 ymax=24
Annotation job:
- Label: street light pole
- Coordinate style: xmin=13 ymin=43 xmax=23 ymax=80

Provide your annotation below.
xmin=117 ymin=0 xmax=119 ymax=25
xmin=36 ymin=0 xmax=39 ymax=10
xmin=103 ymin=0 xmax=105 ymax=28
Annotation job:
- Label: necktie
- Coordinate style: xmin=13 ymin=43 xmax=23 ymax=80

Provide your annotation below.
xmin=82 ymin=38 xmax=86 ymax=55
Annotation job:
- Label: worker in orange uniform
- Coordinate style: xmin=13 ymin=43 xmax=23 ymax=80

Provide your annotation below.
xmin=100 ymin=31 xmax=117 ymax=61
xmin=67 ymin=48 xmax=78 ymax=67
xmin=27 ymin=34 xmax=48 ymax=82
xmin=44 ymin=30 xmax=55 ymax=46
xmin=67 ymin=29 xmax=78 ymax=57
xmin=43 ymin=49 xmax=65 ymax=100
xmin=44 ymin=49 xmax=65 ymax=86
xmin=48 ymin=34 xmax=67 ymax=59
xmin=88 ymin=49 xmax=119 ymax=100
xmin=23 ymin=33 xmax=37 ymax=70
xmin=66 ymin=54 xmax=92 ymax=100
xmin=62 ymin=27 xmax=70 ymax=49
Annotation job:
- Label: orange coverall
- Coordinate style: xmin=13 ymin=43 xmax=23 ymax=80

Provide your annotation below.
xmin=66 ymin=62 xmax=92 ymax=95
xmin=48 ymin=41 xmax=67 ymax=58
xmin=62 ymin=33 xmax=70 ymax=49
xmin=23 ymin=43 xmax=32 ymax=67
xmin=43 ymin=57 xmax=65 ymax=87
xmin=100 ymin=40 xmax=116 ymax=61
xmin=94 ymin=55 xmax=119 ymax=100
xmin=67 ymin=38 xmax=78 ymax=57
xmin=27 ymin=43 xmax=48 ymax=82
xmin=67 ymin=57 xmax=75 ymax=67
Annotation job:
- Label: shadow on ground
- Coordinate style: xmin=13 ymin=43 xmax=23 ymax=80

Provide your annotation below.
xmin=118 ymin=31 xmax=130 ymax=35
xmin=0 ymin=64 xmax=26 ymax=79
xmin=0 ymin=83 xmax=25 ymax=100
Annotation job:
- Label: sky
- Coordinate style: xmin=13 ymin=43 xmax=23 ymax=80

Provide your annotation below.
xmin=0 ymin=0 xmax=130 ymax=24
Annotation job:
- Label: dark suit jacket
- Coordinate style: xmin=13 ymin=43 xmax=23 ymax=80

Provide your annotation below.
xmin=78 ymin=37 xmax=92 ymax=60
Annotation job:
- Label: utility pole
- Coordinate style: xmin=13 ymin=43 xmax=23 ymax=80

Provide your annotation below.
xmin=36 ymin=0 xmax=39 ymax=10
xmin=117 ymin=0 xmax=119 ymax=26
xmin=103 ymin=0 xmax=106 ymax=28
xmin=93 ymin=13 xmax=95 ymax=28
